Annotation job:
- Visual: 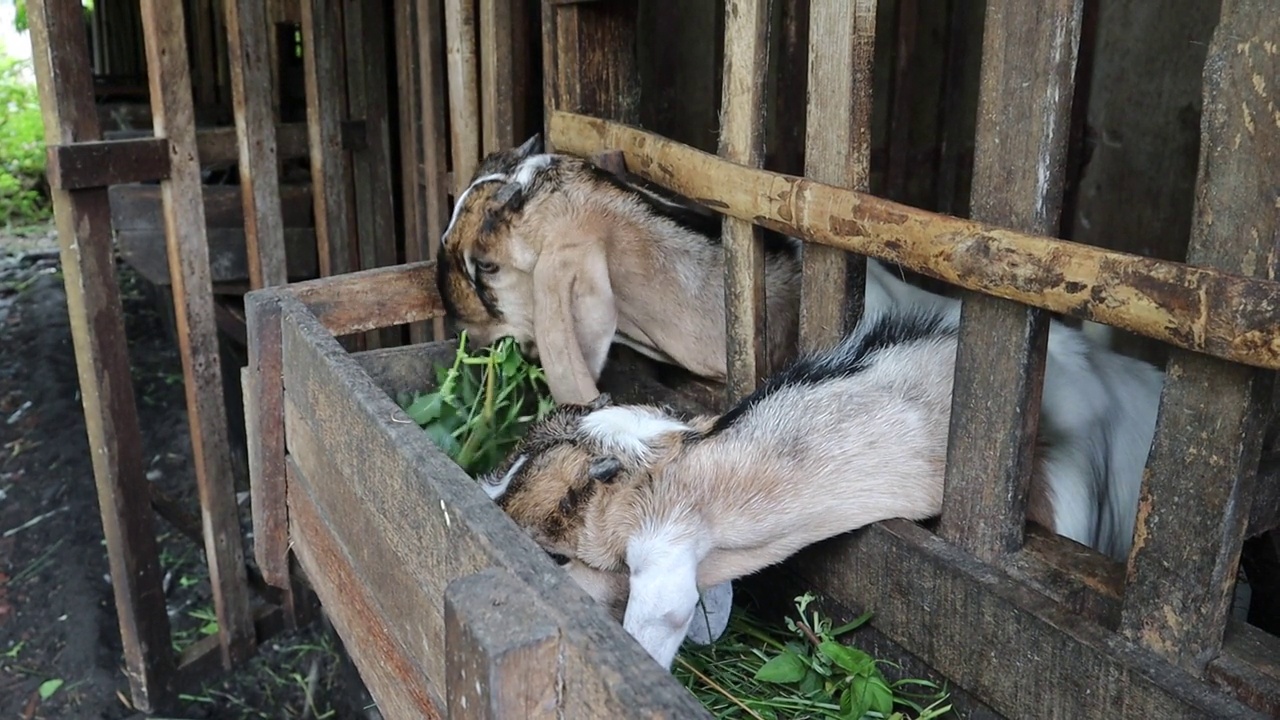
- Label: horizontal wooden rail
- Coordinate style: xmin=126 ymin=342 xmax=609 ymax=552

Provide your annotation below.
xmin=277 ymin=260 xmax=443 ymax=336
xmin=46 ymin=138 xmax=171 ymax=189
xmin=102 ymin=122 xmax=311 ymax=166
xmin=548 ymin=111 xmax=1280 ymax=371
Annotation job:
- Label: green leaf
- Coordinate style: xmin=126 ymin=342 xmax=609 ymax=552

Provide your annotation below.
xmin=864 ymin=675 xmax=894 ymax=717
xmin=830 ymin=610 xmax=874 ymax=637
xmin=754 ymin=649 xmax=808 ymax=684
xmin=37 ymin=678 xmax=63 ymax=700
xmin=841 ymin=677 xmax=872 ymax=720
xmin=820 ymin=640 xmax=875 ymax=677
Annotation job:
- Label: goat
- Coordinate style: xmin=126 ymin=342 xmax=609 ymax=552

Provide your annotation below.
xmin=479 ymin=297 xmax=1165 ymax=669
xmin=436 ymin=134 xmax=802 ymax=405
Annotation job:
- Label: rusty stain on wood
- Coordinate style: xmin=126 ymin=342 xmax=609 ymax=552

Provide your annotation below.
xmin=549 ymin=111 xmax=1280 ymax=371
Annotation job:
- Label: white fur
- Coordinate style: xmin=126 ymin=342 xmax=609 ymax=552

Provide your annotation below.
xmin=483 ymin=454 xmax=526 ymax=500
xmin=513 ymin=154 xmax=555 ymax=187
xmin=623 ymin=520 xmax=708 ymax=669
xmin=579 ymin=406 xmax=692 ymax=463
xmin=443 ymin=173 xmax=507 ymax=244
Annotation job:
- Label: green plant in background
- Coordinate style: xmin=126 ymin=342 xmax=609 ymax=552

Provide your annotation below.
xmin=400 ymin=333 xmax=556 ymax=476
xmin=0 ymin=54 xmax=48 ymax=227
xmin=675 ymin=593 xmax=952 ymax=720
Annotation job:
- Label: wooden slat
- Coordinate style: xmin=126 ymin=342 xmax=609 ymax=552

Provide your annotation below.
xmin=542 ymin=0 xmax=640 ymax=140
xmin=445 ymin=569 xmax=559 ymax=720
xmin=548 ymin=112 xmax=1280 ymax=371
xmin=140 ymin=0 xmax=256 ymax=668
xmin=795 ymin=520 xmax=1268 ymax=719
xmin=444 ymin=0 xmax=481 ymax=193
xmin=394 ymin=0 xmax=428 ymax=342
xmin=798 ymin=0 xmax=875 ymax=352
xmin=116 ymin=228 xmax=318 ymax=287
xmin=224 ymin=0 xmax=289 ymax=289
xmin=479 ymin=0 xmax=517 ymax=154
xmin=283 ymin=260 xmax=443 ymax=336
xmin=718 ymin=0 xmax=772 ymax=400
xmin=45 ymin=137 xmax=170 ymax=189
xmin=192 ymin=0 xmax=219 ymax=108
xmin=937 ymin=0 xmax=1082 ymax=562
xmin=1120 ymin=0 xmax=1280 ymax=676
xmin=301 ymin=0 xmax=357 ymax=277
xmin=244 ymin=292 xmax=289 ymax=589
xmin=27 ymin=0 xmax=175 ymax=709
xmin=108 ymin=183 xmax=315 ymax=231
xmin=102 ymin=122 xmax=310 ymax=165
xmin=418 ymin=0 xmax=449 ymax=342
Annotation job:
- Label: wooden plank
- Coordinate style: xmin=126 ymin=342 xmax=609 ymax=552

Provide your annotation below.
xmin=798 ymin=0 xmax=875 ymax=352
xmin=418 ymin=0 xmax=449 ymax=341
xmin=224 ymin=0 xmax=289 ymax=289
xmin=139 ymin=0 xmax=256 ymax=668
xmin=445 ymin=569 xmax=559 ymax=720
xmin=27 ymin=0 xmax=176 ymax=710
xmin=795 ymin=520 xmax=1269 ymax=719
xmin=718 ymin=0 xmax=772 ymax=400
xmin=394 ymin=0 xmax=428 ymax=342
xmin=192 ymin=0 xmax=219 ymax=108
xmin=936 ymin=0 xmax=1082 ymax=562
xmin=244 ymin=292 xmax=290 ymax=589
xmin=444 ymin=0 xmax=482 ymax=193
xmin=301 ymin=0 xmax=357 ymax=277
xmin=102 ymin=122 xmax=311 ymax=164
xmin=548 ymin=112 xmax=1280 ymax=371
xmin=276 ymin=299 xmax=711 ymax=718
xmin=283 ymin=261 xmax=442 ymax=336
xmin=116 ymin=228 xmax=318 ymax=286
xmin=543 ymin=0 xmax=640 ymax=138
xmin=1119 ymin=0 xmax=1280 ymax=675
xmin=45 ymin=137 xmax=170 ymax=189
xmin=479 ymin=0 xmax=517 ymax=154
xmin=108 ymin=183 xmax=315 ymax=231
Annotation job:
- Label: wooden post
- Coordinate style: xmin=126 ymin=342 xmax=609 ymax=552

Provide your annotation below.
xmin=394 ymin=0 xmax=428 ymax=342
xmin=419 ymin=0 xmax=450 ymax=341
xmin=798 ymin=0 xmax=875 ymax=352
xmin=139 ymin=0 xmax=257 ymax=667
xmin=480 ymin=0 xmax=518 ymax=154
xmin=718 ymin=0 xmax=773 ymax=400
xmin=1120 ymin=0 xmax=1279 ymax=676
xmin=936 ymin=0 xmax=1083 ymax=562
xmin=27 ymin=0 xmax=176 ymax=709
xmin=445 ymin=0 xmax=482 ymax=193
xmin=224 ymin=0 xmax=289 ymax=289
xmin=444 ymin=568 xmax=560 ymax=720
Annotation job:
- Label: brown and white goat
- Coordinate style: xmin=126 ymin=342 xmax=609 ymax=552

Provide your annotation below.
xmin=436 ymin=134 xmax=802 ymax=405
xmin=480 ymin=300 xmax=1165 ymax=669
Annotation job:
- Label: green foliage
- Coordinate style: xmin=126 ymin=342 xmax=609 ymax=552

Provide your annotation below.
xmin=675 ymin=594 xmax=953 ymax=720
xmin=0 ymin=55 xmax=48 ymax=226
xmin=400 ymin=334 xmax=556 ymax=476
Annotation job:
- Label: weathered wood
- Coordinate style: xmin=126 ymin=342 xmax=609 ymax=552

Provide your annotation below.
xmin=284 ymin=261 xmax=442 ymax=336
xmin=241 ymin=289 xmax=288 ymax=592
xmin=480 ymin=0 xmax=517 ymax=154
xmin=116 ymin=228 xmax=318 ymax=287
xmin=444 ymin=0 xmax=482 ymax=193
xmin=45 ymin=138 xmax=170 ymax=189
xmin=1120 ymin=0 xmax=1280 ymax=675
xmin=418 ymin=0 xmax=449 ymax=342
xmin=140 ymin=0 xmax=256 ymax=668
xmin=542 ymin=0 xmax=640 ymax=141
xmin=302 ymin=0 xmax=357 ymax=277
xmin=548 ymin=112 xmax=1280 ymax=371
xmin=798 ymin=0 xmax=874 ymax=352
xmin=192 ymin=0 xmax=220 ymax=109
xmin=27 ymin=0 xmax=175 ymax=709
xmin=445 ymin=569 xmax=559 ymax=720
xmin=224 ymin=0 xmax=289 ymax=289
xmin=275 ymin=297 xmax=712 ymax=718
xmin=718 ymin=0 xmax=772 ymax=400
xmin=394 ymin=0 xmax=428 ymax=342
xmin=102 ymin=122 xmax=311 ymax=165
xmin=795 ymin=519 xmax=1268 ymax=719
xmin=108 ymin=183 xmax=315 ymax=231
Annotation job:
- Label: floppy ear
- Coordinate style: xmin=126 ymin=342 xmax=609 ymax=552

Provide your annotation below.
xmin=531 ymin=227 xmax=618 ymax=405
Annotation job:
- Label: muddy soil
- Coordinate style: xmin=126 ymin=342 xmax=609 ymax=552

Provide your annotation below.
xmin=0 ymin=227 xmax=377 ymax=720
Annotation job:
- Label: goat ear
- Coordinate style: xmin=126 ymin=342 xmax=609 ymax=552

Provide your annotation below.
xmin=493 ymin=182 xmax=523 ymax=208
xmin=532 ymin=232 xmax=618 ymax=405
xmin=588 ymin=456 xmax=623 ymax=483
xmin=514 ymin=133 xmax=543 ymax=160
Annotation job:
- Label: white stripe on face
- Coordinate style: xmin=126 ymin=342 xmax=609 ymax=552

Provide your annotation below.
xmin=484 ymin=454 xmax=527 ymax=500
xmin=441 ymin=173 xmax=507 ymax=246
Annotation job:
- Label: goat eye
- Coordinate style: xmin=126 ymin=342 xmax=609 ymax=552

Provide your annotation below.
xmin=474 ymin=259 xmax=499 ymax=274
xmin=547 ymin=551 xmax=570 ymax=566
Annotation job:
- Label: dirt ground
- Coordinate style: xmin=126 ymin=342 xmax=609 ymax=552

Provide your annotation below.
xmin=0 ymin=227 xmax=377 ymax=719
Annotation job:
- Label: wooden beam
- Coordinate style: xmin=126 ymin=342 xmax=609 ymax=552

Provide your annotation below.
xmin=243 ymin=291 xmax=290 ymax=590
xmin=798 ymin=0 xmax=875 ymax=352
xmin=547 ymin=112 xmax=1280 ymax=372
xmin=281 ymin=260 xmax=442 ymax=337
xmin=224 ymin=0 xmax=289 ymax=289
xmin=101 ymin=122 xmax=311 ymax=165
xmin=718 ymin=0 xmax=772 ymax=401
xmin=418 ymin=0 xmax=449 ymax=342
xmin=394 ymin=0 xmax=429 ymax=342
xmin=27 ymin=0 xmax=176 ymax=710
xmin=479 ymin=0 xmax=517 ymax=154
xmin=1120 ymin=0 xmax=1280 ymax=676
xmin=542 ymin=0 xmax=640 ymax=140
xmin=937 ymin=0 xmax=1082 ymax=562
xmin=444 ymin=0 xmax=481 ymax=193
xmin=139 ymin=0 xmax=256 ymax=668
xmin=45 ymin=138 xmax=170 ymax=189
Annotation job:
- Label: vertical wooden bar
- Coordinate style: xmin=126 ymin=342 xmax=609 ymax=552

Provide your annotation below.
xmin=192 ymin=0 xmax=219 ymax=108
xmin=542 ymin=0 xmax=640 ymax=139
xmin=139 ymin=0 xmax=257 ymax=667
xmin=27 ymin=0 xmax=175 ymax=710
xmin=480 ymin=0 xmax=517 ymax=153
xmin=395 ymin=0 xmax=427 ymax=339
xmin=798 ymin=0 xmax=875 ymax=352
xmin=718 ymin=0 xmax=773 ymax=400
xmin=345 ymin=0 xmax=399 ymax=347
xmin=1120 ymin=0 xmax=1279 ymax=675
xmin=244 ymin=292 xmax=289 ymax=589
xmin=883 ymin=0 xmax=918 ymax=203
xmin=302 ymin=0 xmax=358 ymax=278
xmin=444 ymin=569 xmax=560 ymax=720
xmin=445 ymin=0 xmax=482 ymax=193
xmin=225 ymin=0 xmax=289 ymax=289
xmin=936 ymin=0 xmax=1083 ymax=562
xmin=419 ymin=0 xmax=449 ymax=341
